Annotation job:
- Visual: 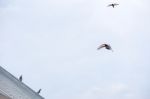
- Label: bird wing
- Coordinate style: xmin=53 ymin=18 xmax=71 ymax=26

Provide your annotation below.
xmin=97 ymin=44 xmax=105 ymax=50
xmin=114 ymin=3 xmax=119 ymax=6
xmin=107 ymin=4 xmax=113 ymax=7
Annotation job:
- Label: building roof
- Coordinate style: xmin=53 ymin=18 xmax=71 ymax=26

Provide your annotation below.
xmin=0 ymin=66 xmax=44 ymax=99
xmin=0 ymin=90 xmax=11 ymax=99
xmin=0 ymin=93 xmax=11 ymax=99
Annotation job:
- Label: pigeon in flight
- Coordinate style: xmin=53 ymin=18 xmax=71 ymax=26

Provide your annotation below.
xmin=97 ymin=44 xmax=113 ymax=51
xmin=108 ymin=3 xmax=119 ymax=8
xmin=37 ymin=89 xmax=41 ymax=94
xmin=19 ymin=75 xmax=22 ymax=82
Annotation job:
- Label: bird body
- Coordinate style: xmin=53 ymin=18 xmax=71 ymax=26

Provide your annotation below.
xmin=97 ymin=44 xmax=113 ymax=51
xmin=108 ymin=3 xmax=119 ymax=8
xmin=37 ymin=89 xmax=41 ymax=94
xmin=19 ymin=75 xmax=22 ymax=82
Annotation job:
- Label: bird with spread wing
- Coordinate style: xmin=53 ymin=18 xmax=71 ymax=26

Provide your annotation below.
xmin=108 ymin=3 xmax=119 ymax=8
xmin=97 ymin=44 xmax=113 ymax=52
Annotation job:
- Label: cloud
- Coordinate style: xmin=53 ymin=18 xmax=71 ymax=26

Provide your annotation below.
xmin=0 ymin=0 xmax=10 ymax=7
xmin=78 ymin=83 xmax=132 ymax=99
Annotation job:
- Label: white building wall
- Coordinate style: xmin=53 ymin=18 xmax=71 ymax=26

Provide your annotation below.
xmin=0 ymin=66 xmax=44 ymax=99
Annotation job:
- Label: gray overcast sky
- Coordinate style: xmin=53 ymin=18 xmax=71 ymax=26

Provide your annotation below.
xmin=0 ymin=0 xmax=150 ymax=99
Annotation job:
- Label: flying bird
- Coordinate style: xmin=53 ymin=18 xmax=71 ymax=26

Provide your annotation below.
xmin=37 ymin=89 xmax=41 ymax=94
xmin=97 ymin=44 xmax=113 ymax=51
xmin=19 ymin=75 xmax=22 ymax=82
xmin=108 ymin=3 xmax=119 ymax=8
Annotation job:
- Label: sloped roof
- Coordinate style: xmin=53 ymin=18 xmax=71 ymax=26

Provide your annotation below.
xmin=0 ymin=93 xmax=11 ymax=99
xmin=0 ymin=66 xmax=44 ymax=99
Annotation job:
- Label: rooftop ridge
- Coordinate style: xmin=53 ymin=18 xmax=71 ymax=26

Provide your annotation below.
xmin=0 ymin=66 xmax=44 ymax=99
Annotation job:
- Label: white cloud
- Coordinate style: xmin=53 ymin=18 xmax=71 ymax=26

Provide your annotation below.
xmin=78 ymin=83 xmax=132 ymax=99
